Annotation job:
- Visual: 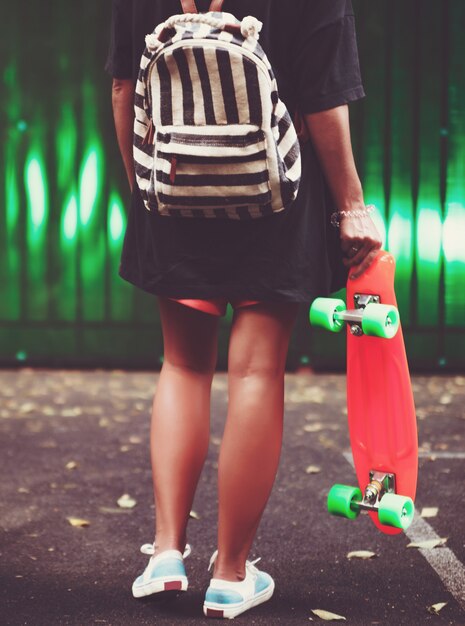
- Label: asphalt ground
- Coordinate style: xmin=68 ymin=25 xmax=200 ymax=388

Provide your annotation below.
xmin=1 ymin=369 xmax=464 ymax=626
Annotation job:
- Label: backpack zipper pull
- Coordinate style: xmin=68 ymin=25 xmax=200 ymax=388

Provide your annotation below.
xmin=170 ymin=156 xmax=178 ymax=184
xmin=142 ymin=119 xmax=155 ymax=145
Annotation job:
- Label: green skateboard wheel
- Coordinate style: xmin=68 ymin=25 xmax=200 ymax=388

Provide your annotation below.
xmin=327 ymin=484 xmax=362 ymax=520
xmin=361 ymin=303 xmax=400 ymax=338
xmin=309 ymin=298 xmax=346 ymax=333
xmin=378 ymin=493 xmax=414 ymax=529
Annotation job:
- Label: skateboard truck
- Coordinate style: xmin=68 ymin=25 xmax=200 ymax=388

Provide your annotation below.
xmin=309 ymin=294 xmax=400 ymax=339
xmin=327 ymin=474 xmax=415 ymax=530
xmin=334 ymin=294 xmax=380 ymax=336
xmin=354 ymin=470 xmax=396 ymax=512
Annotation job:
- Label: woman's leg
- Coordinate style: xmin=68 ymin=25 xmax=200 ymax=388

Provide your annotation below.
xmin=214 ymin=302 xmax=300 ymax=580
xmin=151 ymin=297 xmax=219 ymax=554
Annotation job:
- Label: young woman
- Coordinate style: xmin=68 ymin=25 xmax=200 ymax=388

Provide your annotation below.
xmin=106 ymin=0 xmax=381 ymax=618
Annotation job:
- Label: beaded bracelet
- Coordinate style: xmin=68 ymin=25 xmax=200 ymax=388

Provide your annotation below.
xmin=330 ymin=204 xmax=375 ymax=228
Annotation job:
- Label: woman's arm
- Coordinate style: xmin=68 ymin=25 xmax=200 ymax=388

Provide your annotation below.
xmin=304 ymin=105 xmax=382 ymax=279
xmin=112 ymin=78 xmax=136 ymax=191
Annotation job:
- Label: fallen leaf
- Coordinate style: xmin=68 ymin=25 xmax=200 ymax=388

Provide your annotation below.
xmin=67 ymin=517 xmax=90 ymax=528
xmin=407 ymin=538 xmax=447 ymax=550
xmin=439 ymin=394 xmax=452 ymax=405
xmin=18 ymin=487 xmax=30 ymax=494
xmin=19 ymin=403 xmax=37 ymax=414
xmin=318 ymin=435 xmax=335 ymax=449
xmin=99 ymin=417 xmax=110 ymax=428
xmin=39 ymin=440 xmax=58 ymax=449
xmin=420 ymin=507 xmax=438 ymax=518
xmin=99 ymin=507 xmax=132 ymax=514
xmin=117 ymin=494 xmax=137 ymax=509
xmin=129 ymin=435 xmax=142 ymax=444
xmin=60 ymin=407 xmax=83 ymax=417
xmin=427 ymin=602 xmax=447 ymax=615
xmin=65 ymin=461 xmax=78 ymax=470
xmin=210 ymin=436 xmax=222 ymax=446
xmin=311 ymin=609 xmax=346 ymax=621
xmin=303 ymin=423 xmax=324 ymax=433
xmin=113 ymin=414 xmax=128 ymax=423
xmin=189 ymin=510 xmax=201 ymax=520
xmin=347 ymin=550 xmax=377 ymax=560
xmin=120 ymin=445 xmax=131 ymax=452
xmin=305 ymin=465 xmax=321 ymax=474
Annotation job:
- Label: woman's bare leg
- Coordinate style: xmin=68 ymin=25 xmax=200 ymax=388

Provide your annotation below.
xmin=214 ymin=302 xmax=300 ymax=580
xmin=151 ymin=297 xmax=219 ymax=554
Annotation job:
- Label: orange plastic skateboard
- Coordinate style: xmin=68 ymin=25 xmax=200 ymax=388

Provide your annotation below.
xmin=310 ymin=251 xmax=418 ymax=534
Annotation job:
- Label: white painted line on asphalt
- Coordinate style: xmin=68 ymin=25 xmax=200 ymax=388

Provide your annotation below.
xmin=406 ymin=514 xmax=465 ymax=612
xmin=419 ymin=451 xmax=465 ymax=459
xmin=343 ymin=451 xmax=465 ymax=612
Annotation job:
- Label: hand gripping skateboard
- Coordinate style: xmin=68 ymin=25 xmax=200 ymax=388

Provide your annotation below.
xmin=309 ymin=251 xmax=418 ymax=534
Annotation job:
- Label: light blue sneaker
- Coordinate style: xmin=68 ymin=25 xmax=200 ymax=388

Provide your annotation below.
xmin=203 ymin=550 xmax=275 ymax=619
xmin=132 ymin=543 xmax=191 ymax=598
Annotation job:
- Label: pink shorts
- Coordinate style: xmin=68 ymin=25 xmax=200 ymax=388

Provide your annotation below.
xmin=169 ymin=298 xmax=261 ymax=317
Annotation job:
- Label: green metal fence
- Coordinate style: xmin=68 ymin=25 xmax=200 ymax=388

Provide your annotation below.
xmin=1 ymin=1 xmax=464 ymax=369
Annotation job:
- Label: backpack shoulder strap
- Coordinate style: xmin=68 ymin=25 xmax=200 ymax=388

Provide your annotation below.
xmin=181 ymin=0 xmax=198 ymax=13
xmin=180 ymin=0 xmax=224 ymax=13
xmin=209 ymin=0 xmax=224 ymax=11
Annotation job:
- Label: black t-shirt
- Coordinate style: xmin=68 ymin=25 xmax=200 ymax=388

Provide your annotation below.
xmin=106 ymin=0 xmax=365 ymax=303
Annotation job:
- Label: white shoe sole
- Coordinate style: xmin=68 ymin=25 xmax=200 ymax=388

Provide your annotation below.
xmin=203 ymin=581 xmax=275 ymax=619
xmin=132 ymin=575 xmax=188 ymax=598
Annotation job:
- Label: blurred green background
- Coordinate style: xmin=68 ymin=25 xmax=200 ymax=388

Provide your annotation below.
xmin=1 ymin=0 xmax=464 ymax=370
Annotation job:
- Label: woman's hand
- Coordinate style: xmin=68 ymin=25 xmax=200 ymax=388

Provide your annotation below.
xmin=339 ymin=213 xmax=382 ymax=279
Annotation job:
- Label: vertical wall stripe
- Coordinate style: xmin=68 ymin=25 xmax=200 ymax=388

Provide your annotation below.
xmin=415 ymin=0 xmax=442 ymax=327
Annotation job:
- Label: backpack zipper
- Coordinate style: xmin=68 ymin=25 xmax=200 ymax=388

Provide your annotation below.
xmin=170 ymin=156 xmax=178 ymax=184
xmin=144 ymin=38 xmax=273 ymax=122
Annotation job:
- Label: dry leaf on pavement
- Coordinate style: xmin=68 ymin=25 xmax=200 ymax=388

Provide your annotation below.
xmin=117 ymin=494 xmax=137 ymax=509
xmin=427 ymin=602 xmax=447 ymax=615
xmin=310 ymin=609 xmax=346 ymax=621
xmin=67 ymin=517 xmax=90 ymax=528
xmin=347 ymin=550 xmax=377 ymax=560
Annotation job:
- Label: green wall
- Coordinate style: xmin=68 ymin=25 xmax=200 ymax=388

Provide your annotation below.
xmin=1 ymin=1 xmax=464 ymax=369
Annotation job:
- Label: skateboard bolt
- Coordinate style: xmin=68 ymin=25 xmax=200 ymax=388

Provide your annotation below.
xmin=365 ymin=480 xmax=383 ymax=503
xmin=350 ymin=324 xmax=363 ymax=336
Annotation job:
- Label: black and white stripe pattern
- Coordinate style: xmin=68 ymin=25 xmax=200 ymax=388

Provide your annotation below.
xmin=134 ymin=12 xmax=301 ymax=220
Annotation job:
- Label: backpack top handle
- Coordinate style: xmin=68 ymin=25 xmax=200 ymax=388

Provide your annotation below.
xmin=180 ymin=0 xmax=225 ymax=14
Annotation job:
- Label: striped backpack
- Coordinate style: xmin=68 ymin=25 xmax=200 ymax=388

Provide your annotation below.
xmin=134 ymin=0 xmax=301 ymax=220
